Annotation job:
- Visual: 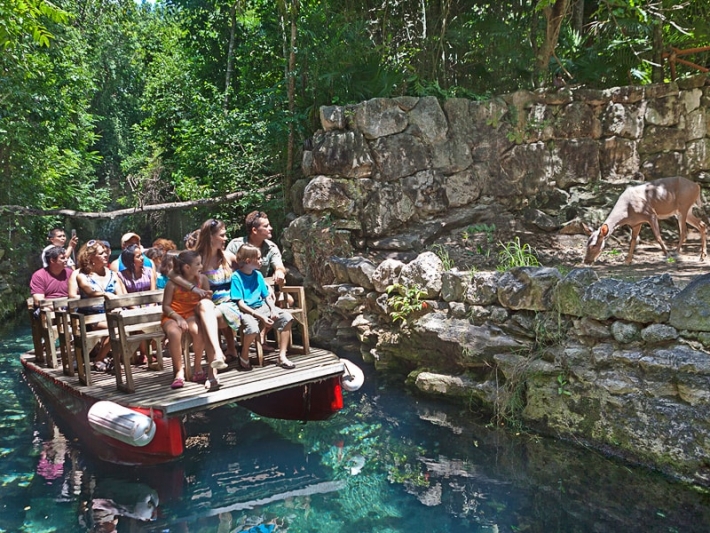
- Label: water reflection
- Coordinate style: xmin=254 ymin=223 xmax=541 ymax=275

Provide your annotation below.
xmin=3 ymin=318 xmax=710 ymax=532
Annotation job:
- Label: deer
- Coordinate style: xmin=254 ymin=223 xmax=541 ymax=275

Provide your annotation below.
xmin=584 ymin=176 xmax=707 ymax=265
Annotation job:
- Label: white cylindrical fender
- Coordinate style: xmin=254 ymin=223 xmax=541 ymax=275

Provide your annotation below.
xmin=340 ymin=359 xmax=364 ymax=392
xmin=88 ymin=401 xmax=156 ymax=447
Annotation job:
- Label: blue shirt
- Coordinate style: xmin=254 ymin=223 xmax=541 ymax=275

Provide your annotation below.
xmin=230 ymin=269 xmax=269 ymax=308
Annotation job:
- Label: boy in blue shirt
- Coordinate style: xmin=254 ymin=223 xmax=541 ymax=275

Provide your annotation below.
xmin=230 ymin=244 xmax=295 ymax=370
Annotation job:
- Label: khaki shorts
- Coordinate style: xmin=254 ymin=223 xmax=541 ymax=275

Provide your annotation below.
xmin=241 ymin=303 xmax=292 ymax=335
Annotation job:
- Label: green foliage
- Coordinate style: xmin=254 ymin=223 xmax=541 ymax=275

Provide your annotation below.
xmin=385 ymin=284 xmax=428 ymax=325
xmin=430 ymin=244 xmax=454 ymax=271
xmin=497 ymin=237 xmax=540 ymax=272
xmin=557 ymin=374 xmax=571 ymax=396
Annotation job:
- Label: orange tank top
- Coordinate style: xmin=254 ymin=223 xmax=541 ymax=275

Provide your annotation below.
xmin=161 ymin=284 xmax=201 ymax=324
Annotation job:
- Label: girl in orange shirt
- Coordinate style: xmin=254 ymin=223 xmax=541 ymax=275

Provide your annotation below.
xmin=162 ymin=251 xmax=214 ymax=389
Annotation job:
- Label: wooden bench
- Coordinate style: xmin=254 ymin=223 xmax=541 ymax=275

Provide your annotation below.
xmin=105 ymin=291 xmax=165 ymax=393
xmin=69 ymin=296 xmax=109 ymax=386
xmin=28 ymin=296 xmax=74 ymax=370
xmin=280 ymin=285 xmax=310 ymax=355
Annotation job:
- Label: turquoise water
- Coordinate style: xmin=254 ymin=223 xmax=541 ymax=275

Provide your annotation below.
xmin=1 ymin=318 xmax=710 ymax=532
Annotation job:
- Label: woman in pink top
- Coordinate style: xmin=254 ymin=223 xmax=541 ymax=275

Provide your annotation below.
xmin=117 ymin=244 xmax=156 ymax=293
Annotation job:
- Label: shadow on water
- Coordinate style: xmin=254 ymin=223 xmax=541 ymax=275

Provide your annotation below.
xmin=2 ymin=317 xmax=710 ymax=532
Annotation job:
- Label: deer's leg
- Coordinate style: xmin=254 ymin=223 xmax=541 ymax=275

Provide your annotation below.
xmin=648 ymin=215 xmax=669 ymax=257
xmin=625 ymin=225 xmax=642 ymax=264
xmin=676 ymin=214 xmax=688 ymax=253
xmin=686 ymin=211 xmax=707 ymax=261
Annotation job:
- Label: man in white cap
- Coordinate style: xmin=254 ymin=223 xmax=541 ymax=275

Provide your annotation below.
xmin=110 ymin=232 xmax=154 ymax=272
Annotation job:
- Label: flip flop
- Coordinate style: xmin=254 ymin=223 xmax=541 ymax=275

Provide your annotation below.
xmin=238 ymin=356 xmax=253 ymax=371
xmin=170 ymin=377 xmax=185 ymax=389
xmin=211 ymin=357 xmax=228 ymax=370
xmin=204 ymin=377 xmax=221 ymax=391
xmin=191 ymin=371 xmax=207 ymax=384
xmin=279 ymin=357 xmax=296 ymax=370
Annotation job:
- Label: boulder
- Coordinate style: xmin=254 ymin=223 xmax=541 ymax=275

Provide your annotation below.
xmin=669 ymin=273 xmax=710 ymax=331
xmin=302 ymin=176 xmax=355 ymax=217
xmin=371 ymin=133 xmax=430 ymax=181
xmin=553 ymin=268 xmax=599 ymax=317
xmin=320 ymin=105 xmax=346 ymax=131
xmin=497 ymin=267 xmax=562 ymax=311
xmin=398 ymin=252 xmax=444 ymax=299
xmin=311 ymin=130 xmax=374 ymax=178
xmin=352 ymin=98 xmax=409 ymax=139
xmin=371 ymin=259 xmax=404 ymax=293
xmin=441 ymin=269 xmax=470 ymax=303
xmin=465 ymin=271 xmax=501 ymax=305
xmin=408 ymin=96 xmax=449 ymax=143
xmin=345 ymin=256 xmax=376 ymax=290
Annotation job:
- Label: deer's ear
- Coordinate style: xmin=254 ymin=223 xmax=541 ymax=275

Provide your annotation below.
xmin=582 ymin=223 xmax=592 ymax=236
xmin=600 ymin=224 xmax=609 ymax=237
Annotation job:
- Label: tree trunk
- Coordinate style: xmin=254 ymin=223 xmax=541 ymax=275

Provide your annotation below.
xmin=535 ymin=0 xmax=571 ymax=87
xmin=285 ymin=0 xmax=298 ymax=211
xmin=224 ymin=1 xmax=238 ymax=110
xmin=572 ymin=0 xmax=584 ymax=35
xmin=0 ymin=182 xmax=279 ymax=220
xmin=651 ymin=20 xmax=664 ymax=83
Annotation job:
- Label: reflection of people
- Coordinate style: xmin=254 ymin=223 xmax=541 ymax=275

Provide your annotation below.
xmin=80 ymin=480 xmax=159 ymax=532
xmin=36 ymin=425 xmax=68 ymax=482
xmin=233 ymin=514 xmax=287 ymax=533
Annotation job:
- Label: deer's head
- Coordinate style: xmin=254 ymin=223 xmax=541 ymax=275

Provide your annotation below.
xmin=584 ymin=224 xmax=609 ymax=264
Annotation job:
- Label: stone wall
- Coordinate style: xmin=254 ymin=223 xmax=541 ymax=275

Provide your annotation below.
xmin=287 ymin=75 xmax=710 ymax=279
xmin=283 ymin=77 xmax=710 ymax=486
xmin=314 ymin=256 xmax=710 ymax=486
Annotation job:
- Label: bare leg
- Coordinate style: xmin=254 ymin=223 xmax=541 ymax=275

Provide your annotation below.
xmin=187 ymin=317 xmax=205 ymax=378
xmin=196 ymin=300 xmax=225 ymax=363
xmin=163 ymin=320 xmax=185 ymax=380
xmin=278 ymin=321 xmax=294 ymax=368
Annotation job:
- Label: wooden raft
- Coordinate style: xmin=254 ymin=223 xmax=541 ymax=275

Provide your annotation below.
xmin=22 ymin=347 xmax=344 ymax=416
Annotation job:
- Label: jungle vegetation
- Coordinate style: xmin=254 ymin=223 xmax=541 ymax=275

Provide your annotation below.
xmin=2 ymin=0 xmax=710 ymax=266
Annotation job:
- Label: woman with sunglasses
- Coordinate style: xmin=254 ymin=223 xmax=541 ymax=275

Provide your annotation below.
xmin=170 ymin=219 xmax=237 ymax=375
xmin=70 ymin=240 xmax=127 ymax=370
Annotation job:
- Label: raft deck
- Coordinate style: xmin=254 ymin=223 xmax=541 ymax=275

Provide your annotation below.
xmin=22 ymin=347 xmax=344 ymax=416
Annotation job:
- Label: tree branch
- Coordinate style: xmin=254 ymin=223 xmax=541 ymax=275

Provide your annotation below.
xmin=0 ymin=184 xmax=279 ymax=220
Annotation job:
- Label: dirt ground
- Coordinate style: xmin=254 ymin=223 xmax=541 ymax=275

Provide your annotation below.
xmin=434 ymin=222 xmax=709 ymax=288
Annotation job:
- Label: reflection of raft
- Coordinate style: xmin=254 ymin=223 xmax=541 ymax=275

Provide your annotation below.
xmin=22 ymin=347 xmax=362 ymax=465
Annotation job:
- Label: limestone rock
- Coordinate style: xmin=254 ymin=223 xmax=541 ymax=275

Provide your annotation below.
xmin=553 ymin=268 xmax=600 ymax=317
xmin=311 ymin=130 xmax=374 ymax=178
xmin=669 ymin=273 xmax=710 ymax=331
xmin=497 ymin=267 xmax=562 ymax=311
xmin=371 ymin=259 xmax=404 ymax=293
xmin=610 ymin=321 xmax=640 ymax=343
xmin=641 ymin=324 xmax=679 ymax=344
xmin=353 ymin=98 xmax=409 ymax=139
xmin=583 ymin=275 xmax=678 ymax=323
xmin=320 ymin=105 xmax=346 ymax=131
xmin=371 ymin=133 xmax=430 ymax=181
xmin=303 ymin=176 xmax=355 ymax=217
xmin=414 ymin=371 xmax=497 ymax=404
xmin=601 ymin=101 xmax=646 ymax=139
xmin=361 ymin=183 xmax=416 ymax=237
xmin=465 ymin=271 xmax=500 ymax=306
xmin=398 ymin=252 xmax=444 ymax=299
xmin=408 ymin=96 xmax=448 ymax=143
xmin=441 ymin=269 xmax=470 ymax=303
xmin=345 ymin=256 xmax=376 ymax=290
